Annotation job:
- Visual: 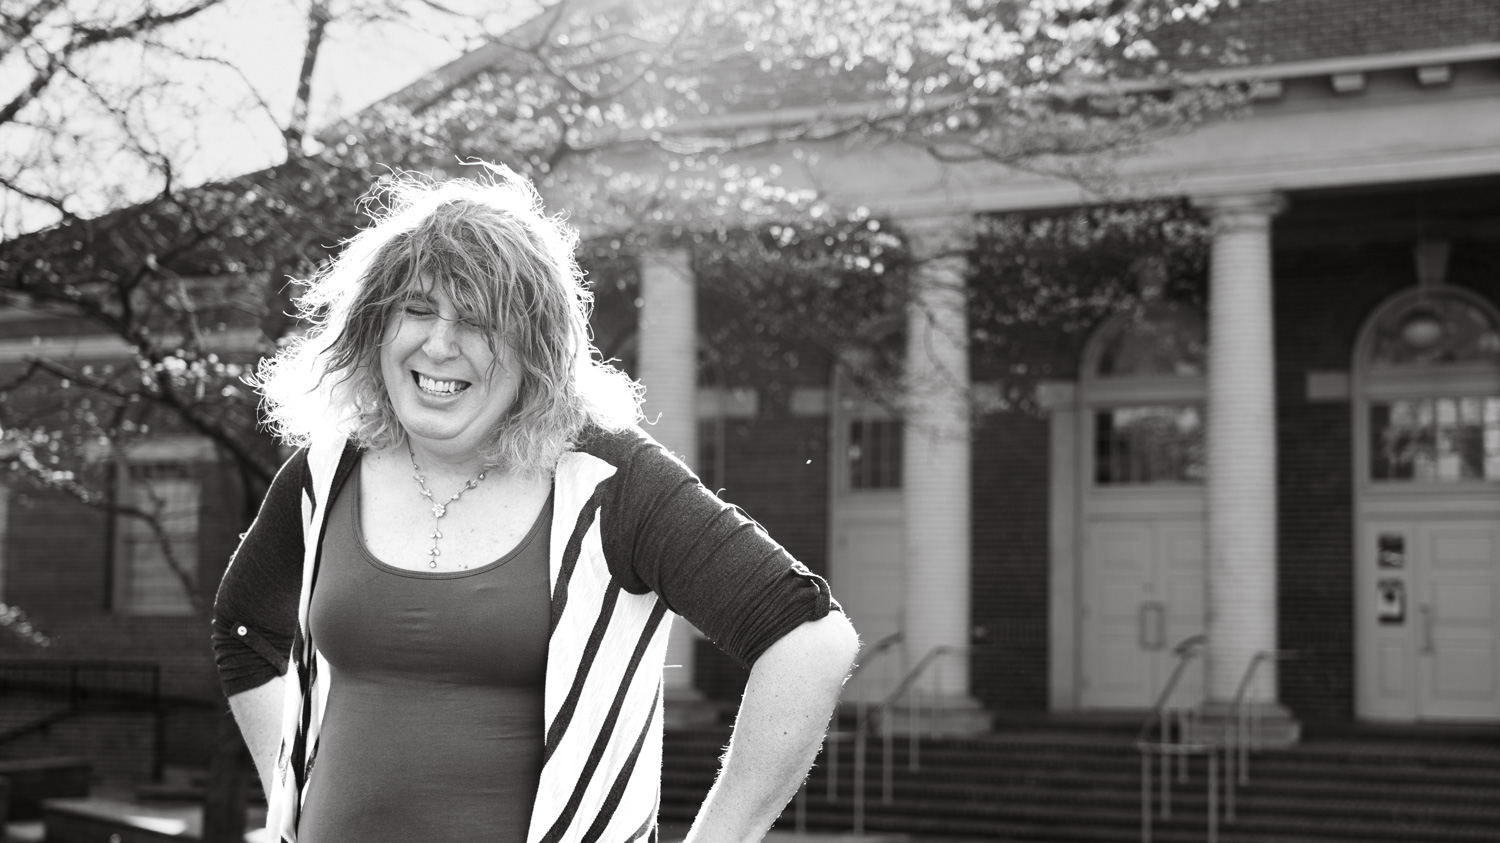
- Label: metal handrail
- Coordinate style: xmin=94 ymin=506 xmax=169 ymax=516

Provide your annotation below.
xmin=0 ymin=659 xmax=165 ymax=781
xmin=1136 ymin=635 xmax=1211 ymax=843
xmin=1134 ymin=634 xmax=1206 ymax=746
xmin=846 ymin=643 xmax=967 ymax=835
xmin=1221 ymin=648 xmax=1296 ymax=823
xmin=819 ymin=631 xmax=904 ymax=809
xmin=847 ymin=631 xmax=907 ymax=685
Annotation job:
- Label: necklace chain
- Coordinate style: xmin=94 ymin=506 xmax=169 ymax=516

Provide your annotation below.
xmin=406 ymin=443 xmax=487 ymax=569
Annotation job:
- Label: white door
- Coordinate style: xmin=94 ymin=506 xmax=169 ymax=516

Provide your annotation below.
xmin=1419 ymin=520 xmax=1500 ymax=719
xmin=832 ymin=498 xmax=904 ymax=701
xmin=828 ymin=392 xmax=906 ymax=703
xmin=1082 ymin=514 xmax=1205 ymax=709
xmin=1360 ymin=517 xmax=1500 ymax=721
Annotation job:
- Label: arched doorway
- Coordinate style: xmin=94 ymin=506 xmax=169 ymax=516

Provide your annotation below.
xmin=1078 ymin=304 xmax=1208 ymax=709
xmin=1354 ymin=287 xmax=1500 ymax=722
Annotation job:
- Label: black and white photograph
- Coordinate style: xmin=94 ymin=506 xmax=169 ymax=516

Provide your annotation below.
xmin=0 ymin=1 xmax=1498 ymax=841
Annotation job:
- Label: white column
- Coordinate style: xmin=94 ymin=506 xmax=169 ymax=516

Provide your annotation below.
xmin=1197 ymin=193 xmax=1285 ymax=704
xmin=901 ymin=216 xmax=974 ymax=699
xmin=638 ymin=247 xmax=701 ymax=700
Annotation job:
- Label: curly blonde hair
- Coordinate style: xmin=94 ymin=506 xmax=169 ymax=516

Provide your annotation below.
xmin=253 ymin=169 xmax=640 ymax=476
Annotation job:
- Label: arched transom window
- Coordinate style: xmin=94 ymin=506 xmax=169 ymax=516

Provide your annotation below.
xmin=1360 ymin=290 xmax=1500 ymax=483
xmin=1085 ymin=305 xmax=1207 ymax=486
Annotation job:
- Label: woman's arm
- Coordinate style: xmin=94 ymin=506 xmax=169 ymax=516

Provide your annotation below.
xmin=684 ymin=611 xmax=859 ymax=843
xmin=228 ymin=677 xmax=286 ymax=800
xmin=211 ymin=449 xmax=308 ymax=798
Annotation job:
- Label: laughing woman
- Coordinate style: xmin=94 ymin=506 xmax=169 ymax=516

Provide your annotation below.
xmin=211 ymin=170 xmax=858 ymax=843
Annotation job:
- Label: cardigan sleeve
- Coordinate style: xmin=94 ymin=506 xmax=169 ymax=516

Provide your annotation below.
xmin=600 ymin=428 xmax=837 ymax=667
xmin=211 ymin=448 xmax=308 ymax=697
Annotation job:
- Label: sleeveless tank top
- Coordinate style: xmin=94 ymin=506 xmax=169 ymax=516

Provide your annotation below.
xmin=299 ymin=461 xmax=552 ymax=842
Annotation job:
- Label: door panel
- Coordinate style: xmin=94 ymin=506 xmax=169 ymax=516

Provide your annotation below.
xmin=1361 ymin=518 xmax=1500 ymax=721
xmin=1160 ymin=521 xmax=1206 ymax=703
xmin=1082 ymin=518 xmax=1205 ymax=709
xmin=1417 ymin=521 xmax=1500 ymax=719
xmin=1358 ymin=520 xmax=1417 ymax=719
xmin=832 ymin=502 xmax=904 ymax=702
xmin=1084 ymin=522 xmax=1155 ymax=707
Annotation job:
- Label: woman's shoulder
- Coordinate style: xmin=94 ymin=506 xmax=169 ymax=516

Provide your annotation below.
xmin=571 ymin=424 xmax=686 ymax=475
xmin=261 ymin=438 xmax=360 ymax=509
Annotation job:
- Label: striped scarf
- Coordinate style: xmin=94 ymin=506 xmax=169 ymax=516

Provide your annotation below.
xmin=266 ymin=434 xmax=673 ymax=843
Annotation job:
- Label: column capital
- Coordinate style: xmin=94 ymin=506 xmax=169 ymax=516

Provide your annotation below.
xmin=1193 ymin=192 xmax=1288 ymax=234
xmin=899 ymin=214 xmax=977 ymax=263
xmin=638 ymin=245 xmax=692 ymax=273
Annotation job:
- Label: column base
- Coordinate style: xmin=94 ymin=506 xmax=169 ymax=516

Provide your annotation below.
xmin=885 ymin=694 xmax=992 ymax=736
xmin=663 ymin=686 xmax=722 ymax=729
xmin=1189 ymin=701 xmax=1301 ymax=748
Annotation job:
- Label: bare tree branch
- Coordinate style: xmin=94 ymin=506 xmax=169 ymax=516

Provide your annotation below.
xmin=0 ymin=0 xmax=228 ymax=127
xmin=285 ymin=1 xmax=332 ymax=157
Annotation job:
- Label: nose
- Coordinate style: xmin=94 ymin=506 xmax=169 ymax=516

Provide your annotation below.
xmin=421 ymin=317 xmax=461 ymax=360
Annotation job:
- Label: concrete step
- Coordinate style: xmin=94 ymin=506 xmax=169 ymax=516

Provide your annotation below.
xmin=663 ymin=727 xmax=1500 ymax=842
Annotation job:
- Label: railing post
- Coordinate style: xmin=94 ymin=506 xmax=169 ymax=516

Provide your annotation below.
xmin=882 ymin=717 xmax=893 ymax=805
xmin=1158 ymin=707 xmax=1169 ymax=812
xmin=1141 ymin=750 xmax=1152 ymax=843
xmin=853 ymin=713 xmax=867 ymax=835
xmin=1160 ymin=744 xmax=1171 ymax=819
xmin=827 ymin=729 xmax=839 ymax=800
xmin=1176 ymin=708 xmax=1188 ymax=783
xmin=1224 ymin=741 xmax=1235 ymax=822
xmin=908 ymin=689 xmax=919 ymax=771
xmin=1208 ymin=750 xmax=1219 ymax=843
xmin=1242 ymin=673 xmax=1253 ymax=784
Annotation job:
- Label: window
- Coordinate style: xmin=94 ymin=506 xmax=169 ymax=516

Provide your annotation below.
xmin=1370 ymin=397 xmax=1500 ymax=481
xmin=1360 ymin=290 xmax=1500 ymax=485
xmin=1370 ymin=297 xmax=1500 ymax=368
xmin=847 ymin=419 xmax=903 ymax=490
xmin=1087 ymin=304 xmax=1208 ymax=487
xmin=116 ymin=461 xmax=200 ymax=616
xmin=1095 ymin=305 xmax=1206 ymax=377
xmin=1095 ymin=405 xmax=1205 ymax=485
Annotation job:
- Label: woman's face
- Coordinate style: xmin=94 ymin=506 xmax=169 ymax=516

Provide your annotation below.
xmin=379 ymin=283 xmax=520 ymax=460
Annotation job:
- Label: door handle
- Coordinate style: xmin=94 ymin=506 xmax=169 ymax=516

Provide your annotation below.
xmin=1420 ymin=604 xmax=1435 ymax=655
xmin=1139 ymin=602 xmax=1166 ymax=651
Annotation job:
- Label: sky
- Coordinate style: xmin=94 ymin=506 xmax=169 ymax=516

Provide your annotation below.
xmin=0 ymin=0 xmax=539 ymax=235
xmin=180 ymin=1 xmax=536 ymax=178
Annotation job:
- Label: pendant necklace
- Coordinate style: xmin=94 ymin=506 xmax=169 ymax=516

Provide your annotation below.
xmin=407 ymin=443 xmax=487 ymax=569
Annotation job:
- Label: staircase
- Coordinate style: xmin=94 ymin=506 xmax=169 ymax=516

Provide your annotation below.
xmin=660 ymin=724 xmax=1500 ymax=842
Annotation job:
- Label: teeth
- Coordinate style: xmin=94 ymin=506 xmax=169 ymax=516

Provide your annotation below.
xmin=416 ymin=374 xmax=469 ymax=395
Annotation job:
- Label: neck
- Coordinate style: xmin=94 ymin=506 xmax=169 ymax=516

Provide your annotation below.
xmin=405 ymin=439 xmax=488 ymax=481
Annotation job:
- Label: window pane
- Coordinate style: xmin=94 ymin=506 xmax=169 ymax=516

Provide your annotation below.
xmin=1094 ymin=405 xmax=1204 ymax=485
xmin=123 ymin=467 xmax=199 ymax=616
xmin=1372 ymin=397 xmax=1500 ymax=482
xmin=1486 ymin=398 xmax=1500 ymax=479
xmin=847 ymin=420 xmax=902 ymax=490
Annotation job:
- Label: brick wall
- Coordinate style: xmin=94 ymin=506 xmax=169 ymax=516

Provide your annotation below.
xmin=970 ymin=410 xmax=1053 ymax=711
xmin=2 ymin=457 xmax=251 ymax=703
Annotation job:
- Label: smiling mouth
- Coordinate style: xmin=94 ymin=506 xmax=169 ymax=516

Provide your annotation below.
xmin=413 ymin=372 xmax=473 ymax=396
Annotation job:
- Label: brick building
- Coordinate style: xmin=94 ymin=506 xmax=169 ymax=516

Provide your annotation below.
xmin=1 ymin=0 xmax=1498 ymax=780
xmin=609 ymin=0 xmax=1500 ymax=730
